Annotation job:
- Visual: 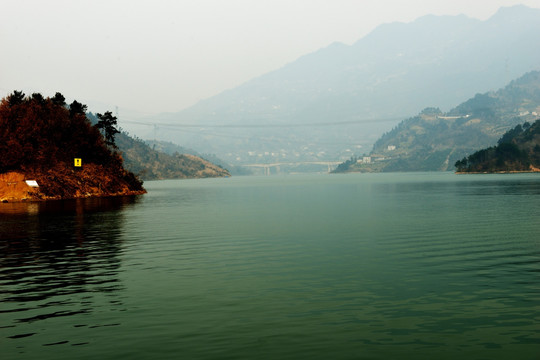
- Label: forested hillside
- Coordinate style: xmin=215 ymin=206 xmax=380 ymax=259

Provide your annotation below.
xmin=113 ymin=133 xmax=230 ymax=180
xmin=0 ymin=90 xmax=230 ymax=202
xmin=334 ymin=71 xmax=540 ymax=173
xmin=455 ymin=120 xmax=540 ymax=173
xmin=144 ymin=140 xmax=251 ymax=176
xmin=0 ymin=91 xmax=144 ymax=201
xmin=81 ymin=114 xmax=230 ymax=180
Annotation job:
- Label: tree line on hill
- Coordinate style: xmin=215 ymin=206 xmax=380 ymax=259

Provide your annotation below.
xmin=0 ymin=91 xmax=142 ymax=189
xmin=455 ymin=119 xmax=540 ymax=173
xmin=0 ymin=90 xmax=230 ymax=183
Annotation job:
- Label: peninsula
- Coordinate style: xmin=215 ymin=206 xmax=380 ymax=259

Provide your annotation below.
xmin=0 ymin=91 xmax=146 ymax=202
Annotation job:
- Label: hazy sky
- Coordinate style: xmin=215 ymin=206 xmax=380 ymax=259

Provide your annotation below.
xmin=1 ymin=0 xmax=539 ymax=117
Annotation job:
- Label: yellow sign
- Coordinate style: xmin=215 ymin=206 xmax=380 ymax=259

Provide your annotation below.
xmin=74 ymin=158 xmax=82 ymax=167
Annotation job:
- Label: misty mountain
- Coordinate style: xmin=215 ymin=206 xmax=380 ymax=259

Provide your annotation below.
xmin=335 ymin=70 xmax=540 ymax=172
xmin=152 ymin=5 xmax=540 ymax=166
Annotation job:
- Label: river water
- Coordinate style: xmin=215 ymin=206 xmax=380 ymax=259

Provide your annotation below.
xmin=1 ymin=172 xmax=539 ymax=359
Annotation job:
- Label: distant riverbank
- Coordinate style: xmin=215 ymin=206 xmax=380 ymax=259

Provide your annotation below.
xmin=455 ymin=165 xmax=540 ymax=175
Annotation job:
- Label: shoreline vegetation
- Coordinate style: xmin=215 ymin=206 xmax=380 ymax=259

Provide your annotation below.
xmin=455 ymin=167 xmax=540 ymax=175
xmin=0 ymin=91 xmax=146 ymax=202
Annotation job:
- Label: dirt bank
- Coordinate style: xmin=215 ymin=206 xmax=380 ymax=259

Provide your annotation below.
xmin=1 ymin=164 xmax=146 ymax=203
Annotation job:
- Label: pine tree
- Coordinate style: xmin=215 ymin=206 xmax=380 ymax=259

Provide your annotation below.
xmin=95 ymin=111 xmax=120 ymax=148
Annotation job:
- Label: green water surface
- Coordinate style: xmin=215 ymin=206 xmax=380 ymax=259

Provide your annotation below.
xmin=1 ymin=172 xmax=539 ymax=359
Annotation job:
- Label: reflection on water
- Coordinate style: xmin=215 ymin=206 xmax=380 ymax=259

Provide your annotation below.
xmin=372 ymin=173 xmax=540 ymax=196
xmin=0 ymin=195 xmax=139 ymax=216
xmin=0 ymin=196 xmax=139 ymax=352
xmin=1 ymin=175 xmax=539 ymax=359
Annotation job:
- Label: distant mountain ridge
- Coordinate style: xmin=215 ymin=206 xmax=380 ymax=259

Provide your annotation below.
xmin=153 ymin=5 xmax=540 ymax=166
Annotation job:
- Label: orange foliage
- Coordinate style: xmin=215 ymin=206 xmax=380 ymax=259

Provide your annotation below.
xmin=0 ymin=91 xmax=113 ymax=172
xmin=0 ymin=91 xmax=145 ymax=201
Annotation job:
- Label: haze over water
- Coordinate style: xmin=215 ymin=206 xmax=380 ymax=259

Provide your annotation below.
xmin=1 ymin=173 xmax=539 ymax=359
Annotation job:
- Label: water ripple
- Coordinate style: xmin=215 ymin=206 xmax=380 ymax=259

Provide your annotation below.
xmin=2 ymin=174 xmax=540 ymax=359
